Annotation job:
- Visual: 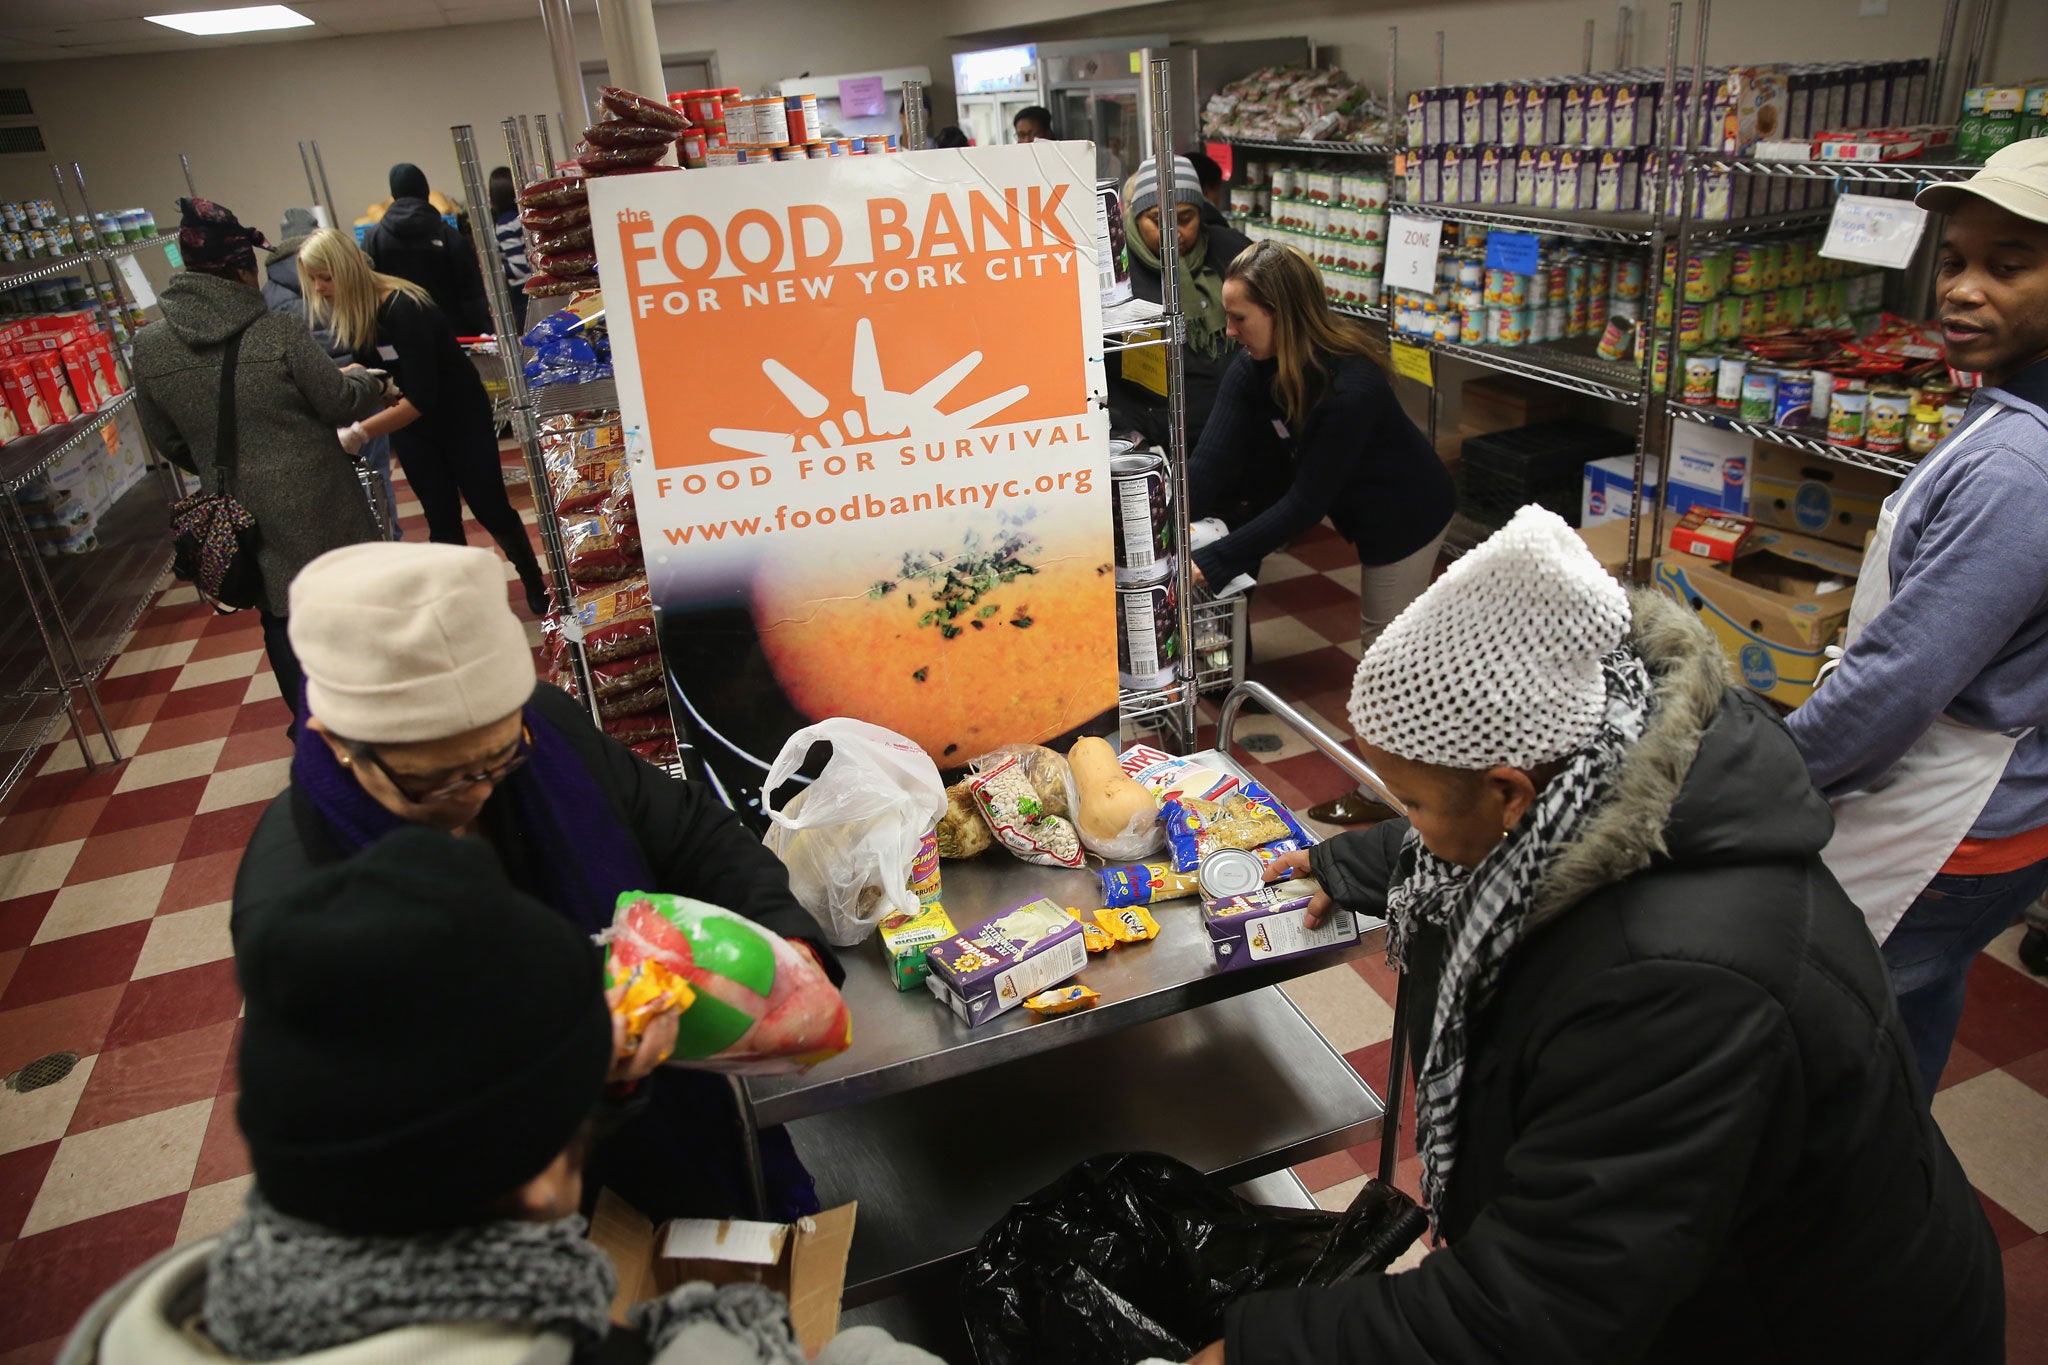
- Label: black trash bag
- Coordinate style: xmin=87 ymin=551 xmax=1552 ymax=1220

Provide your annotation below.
xmin=960 ymin=1151 xmax=1427 ymax=1365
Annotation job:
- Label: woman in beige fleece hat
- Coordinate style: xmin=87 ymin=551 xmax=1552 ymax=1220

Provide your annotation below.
xmin=228 ymin=540 xmax=829 ymax=1226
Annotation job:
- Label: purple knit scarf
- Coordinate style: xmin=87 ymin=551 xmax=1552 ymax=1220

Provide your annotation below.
xmin=292 ymin=703 xmax=653 ymax=935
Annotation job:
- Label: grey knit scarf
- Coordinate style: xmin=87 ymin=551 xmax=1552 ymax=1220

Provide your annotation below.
xmin=1386 ymin=646 xmax=1654 ymax=1236
xmin=204 ymin=1190 xmax=618 ymax=1360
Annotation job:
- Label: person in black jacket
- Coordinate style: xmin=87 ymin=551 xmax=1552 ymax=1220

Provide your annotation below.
xmin=1109 ymin=155 xmax=1250 ymax=448
xmin=362 ymin=163 xmax=489 ymax=335
xmin=1195 ymin=507 xmax=2003 ymax=1365
xmin=298 ymin=227 xmax=550 ymax=615
xmin=1196 ymin=240 xmax=1455 ymax=822
xmin=230 ymin=541 xmax=826 ymax=1225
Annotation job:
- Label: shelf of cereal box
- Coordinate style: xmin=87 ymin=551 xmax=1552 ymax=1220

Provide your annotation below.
xmin=739 ymin=744 xmax=1387 ymax=1128
xmin=1669 ymin=400 xmax=1918 ymax=480
xmin=1392 ymin=200 xmax=1833 ymax=247
xmin=1425 ymin=336 xmax=1646 ymax=406
xmin=1699 ymin=156 xmax=1980 ymax=185
xmin=0 ymin=392 xmax=134 ymax=493
xmin=789 ymin=986 xmax=1383 ymax=1305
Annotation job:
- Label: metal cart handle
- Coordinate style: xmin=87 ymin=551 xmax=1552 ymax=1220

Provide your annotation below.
xmin=1213 ymin=680 xmax=1413 ymax=1187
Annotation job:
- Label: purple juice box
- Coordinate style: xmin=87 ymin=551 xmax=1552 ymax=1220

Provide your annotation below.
xmin=925 ymin=896 xmax=1089 ymax=1026
xmin=1203 ymin=879 xmax=1360 ymax=970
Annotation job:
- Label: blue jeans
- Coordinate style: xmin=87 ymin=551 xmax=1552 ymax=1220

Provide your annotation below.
xmin=1884 ymin=857 xmax=2048 ymax=1098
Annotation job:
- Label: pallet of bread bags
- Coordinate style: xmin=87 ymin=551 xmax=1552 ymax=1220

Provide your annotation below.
xmin=534 ymin=414 xmax=675 ymax=766
xmin=516 ymin=85 xmax=690 ymax=298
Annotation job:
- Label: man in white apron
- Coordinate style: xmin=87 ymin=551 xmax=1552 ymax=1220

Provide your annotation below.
xmin=1787 ymin=138 xmax=2048 ymax=1098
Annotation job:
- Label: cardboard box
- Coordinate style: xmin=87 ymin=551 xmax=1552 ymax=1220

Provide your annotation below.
xmin=1204 ymin=880 xmax=1359 ymax=970
xmin=587 ymin=1188 xmax=855 ymax=1356
xmin=24 ymin=352 xmax=80 ymax=426
xmin=1669 ymin=508 xmax=1753 ymax=562
xmin=1748 ymin=445 xmax=1888 ymax=548
xmin=1653 ymin=526 xmax=1861 ymax=704
xmin=0 ymin=357 xmax=53 ymax=434
xmin=925 ymin=897 xmax=1088 ymax=1026
xmin=1582 ymin=454 xmax=1662 ymax=527
xmin=1664 ymin=421 xmax=1750 ymax=517
xmin=1576 ymin=516 xmax=1670 ymax=582
xmin=876 ymin=901 xmax=955 ymax=992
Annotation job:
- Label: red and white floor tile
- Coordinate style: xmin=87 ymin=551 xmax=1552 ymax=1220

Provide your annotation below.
xmin=1 ymin=512 xmax=2045 ymax=1361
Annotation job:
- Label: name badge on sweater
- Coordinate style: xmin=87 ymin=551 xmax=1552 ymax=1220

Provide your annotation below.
xmin=1271 ymin=419 xmax=1290 ymax=439
xmin=376 ymin=345 xmax=399 ymax=362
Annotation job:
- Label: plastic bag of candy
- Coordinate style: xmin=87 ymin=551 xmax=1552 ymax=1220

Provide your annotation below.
xmin=604 ymin=891 xmax=851 ymax=1074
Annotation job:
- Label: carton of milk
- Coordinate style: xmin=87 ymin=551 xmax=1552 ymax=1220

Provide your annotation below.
xmin=1664 ymin=422 xmax=1750 ymax=517
xmin=1582 ymin=454 xmax=1662 ymax=527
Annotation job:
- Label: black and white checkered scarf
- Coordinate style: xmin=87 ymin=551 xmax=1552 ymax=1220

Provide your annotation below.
xmin=1386 ymin=646 xmax=1654 ymax=1235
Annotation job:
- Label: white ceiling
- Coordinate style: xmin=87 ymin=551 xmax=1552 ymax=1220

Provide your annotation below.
xmin=0 ymin=0 xmax=637 ymax=62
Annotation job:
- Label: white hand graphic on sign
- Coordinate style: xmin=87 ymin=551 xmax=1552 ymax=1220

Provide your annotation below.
xmin=710 ymin=317 xmax=1030 ymax=457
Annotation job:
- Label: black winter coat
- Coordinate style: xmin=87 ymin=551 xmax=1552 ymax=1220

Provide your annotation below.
xmin=1108 ymin=216 xmax=1251 ymax=449
xmin=232 ymin=683 xmax=804 ymax=939
xmin=361 ymin=198 xmax=489 ymax=336
xmin=1227 ymin=594 xmax=2003 ymax=1365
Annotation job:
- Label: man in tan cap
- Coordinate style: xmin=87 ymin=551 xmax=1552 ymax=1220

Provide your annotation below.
xmin=230 ymin=540 xmax=829 ymax=1225
xmin=1787 ymin=137 xmax=2048 ymax=1097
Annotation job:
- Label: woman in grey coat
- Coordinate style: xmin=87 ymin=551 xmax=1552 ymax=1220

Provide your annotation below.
xmin=133 ymin=197 xmax=388 ymax=722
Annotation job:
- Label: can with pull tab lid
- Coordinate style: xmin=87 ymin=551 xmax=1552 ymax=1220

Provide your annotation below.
xmin=1199 ymin=847 xmax=1268 ymax=902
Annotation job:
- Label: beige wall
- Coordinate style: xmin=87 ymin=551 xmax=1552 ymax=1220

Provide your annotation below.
xmin=0 ymin=0 xmax=958 ymax=296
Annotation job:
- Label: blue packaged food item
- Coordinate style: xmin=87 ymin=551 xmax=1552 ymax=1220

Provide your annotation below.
xmin=1161 ymin=781 xmax=1312 ymax=873
xmin=535 ymin=335 xmax=599 ymax=368
xmin=521 ymin=308 xmax=585 ymax=348
xmin=1099 ymin=861 xmax=1200 ymax=907
xmin=530 ymin=362 xmax=614 ymax=388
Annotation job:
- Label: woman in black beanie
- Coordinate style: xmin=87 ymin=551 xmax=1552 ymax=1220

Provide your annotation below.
xmin=59 ymin=827 xmax=940 ymax=1365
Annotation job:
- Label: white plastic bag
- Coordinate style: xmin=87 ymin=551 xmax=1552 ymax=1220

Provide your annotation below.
xmin=762 ymin=718 xmax=947 ymax=947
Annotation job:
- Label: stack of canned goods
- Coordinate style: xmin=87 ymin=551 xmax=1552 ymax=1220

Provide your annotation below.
xmin=0 ymin=202 xmax=158 ymax=264
xmin=1109 ymin=439 xmax=1181 ymax=690
xmin=678 ymin=89 xmax=905 ymax=168
xmin=1237 ymin=160 xmax=1393 ymax=311
xmin=1696 ymin=353 xmax=1969 ymax=454
xmin=1389 ymin=223 xmax=1645 ymax=349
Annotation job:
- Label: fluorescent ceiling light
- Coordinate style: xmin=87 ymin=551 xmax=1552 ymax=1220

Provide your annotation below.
xmin=145 ymin=5 xmax=313 ymax=36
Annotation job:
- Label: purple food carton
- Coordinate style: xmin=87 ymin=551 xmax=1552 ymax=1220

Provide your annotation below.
xmin=925 ymin=896 xmax=1089 ymax=1026
xmin=1203 ymin=879 xmax=1361 ymax=970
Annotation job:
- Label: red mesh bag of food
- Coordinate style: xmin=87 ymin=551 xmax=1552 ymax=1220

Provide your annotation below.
xmin=577 ymin=143 xmax=669 ymax=173
xmin=600 ymin=86 xmax=690 ymax=132
xmin=583 ymin=121 xmax=679 ymax=149
xmin=516 ymin=175 xmax=587 ymax=210
xmin=520 ymin=203 xmax=591 ymax=234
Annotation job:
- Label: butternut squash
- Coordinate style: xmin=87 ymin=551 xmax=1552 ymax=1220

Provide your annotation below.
xmin=1068 ymin=735 xmax=1160 ymax=851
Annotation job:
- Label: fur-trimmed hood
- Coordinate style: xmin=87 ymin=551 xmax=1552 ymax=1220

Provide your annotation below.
xmin=1531 ymin=590 xmax=1833 ymax=924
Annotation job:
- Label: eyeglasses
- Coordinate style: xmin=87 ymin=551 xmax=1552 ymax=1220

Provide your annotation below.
xmin=347 ymin=726 xmax=532 ymax=804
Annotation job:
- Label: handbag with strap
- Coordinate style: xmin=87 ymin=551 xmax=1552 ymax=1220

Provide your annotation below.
xmin=168 ymin=330 xmax=264 ymax=612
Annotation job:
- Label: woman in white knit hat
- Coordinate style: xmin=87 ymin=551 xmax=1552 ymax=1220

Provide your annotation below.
xmin=1196 ymin=506 xmax=2002 ymax=1364
xmin=229 ymin=540 xmax=829 ymax=1229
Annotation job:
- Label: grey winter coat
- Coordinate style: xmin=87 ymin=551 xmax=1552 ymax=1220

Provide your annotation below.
xmin=134 ymin=271 xmax=385 ymax=616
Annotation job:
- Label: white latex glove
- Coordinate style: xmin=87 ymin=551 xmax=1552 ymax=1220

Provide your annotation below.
xmin=336 ymin=422 xmax=368 ymax=455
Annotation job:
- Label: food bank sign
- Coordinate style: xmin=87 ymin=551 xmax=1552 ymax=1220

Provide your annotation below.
xmin=590 ymin=144 xmax=1116 ymax=813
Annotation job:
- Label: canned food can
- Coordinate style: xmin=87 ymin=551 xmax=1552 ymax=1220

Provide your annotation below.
xmin=1810 ymin=369 xmax=1835 ymax=422
xmin=1682 ymin=353 xmax=1718 ymax=405
xmin=1730 ymin=242 xmax=1761 ymax=294
xmin=865 ymin=136 xmax=891 ymax=156
xmin=1774 ymin=370 xmax=1814 ymax=427
xmin=1612 ymin=257 xmax=1646 ymax=301
xmin=1118 ymin=579 xmax=1179 ymax=689
xmin=1740 ymin=370 xmax=1779 ymax=424
xmin=1566 ymin=294 xmax=1591 ymax=337
xmin=1198 ymin=848 xmax=1267 ymax=901
xmin=1716 ymin=353 xmax=1747 ymax=410
xmin=1098 ymin=182 xmax=1131 ymax=308
xmin=1595 ymin=314 xmax=1635 ymax=361
xmin=1111 ymin=449 xmax=1172 ymax=585
xmin=1827 ymin=387 xmax=1869 ymax=446
xmin=907 ymin=829 xmax=942 ymax=905
xmin=1678 ymin=303 xmax=1706 ymax=347
xmin=1565 ymin=256 xmax=1591 ymax=304
xmin=1940 ymin=396 xmax=1969 ymax=435
xmin=1459 ymin=257 xmax=1484 ymax=289
xmin=1459 ymin=303 xmax=1486 ymax=338
xmin=1494 ymin=306 xmax=1532 ymax=346
xmin=1865 ymin=388 xmax=1912 ymax=454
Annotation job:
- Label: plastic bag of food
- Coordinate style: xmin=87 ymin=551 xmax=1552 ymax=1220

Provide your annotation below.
xmin=533 ymin=247 xmax=599 ymax=278
xmin=936 ymin=777 xmax=992 ymax=859
xmin=516 ymin=174 xmax=587 ymax=210
xmin=1161 ymin=781 xmax=1311 ymax=873
xmin=530 ymin=224 xmax=596 ymax=256
xmin=577 ymin=142 xmax=670 ymax=173
xmin=591 ymin=651 xmax=664 ymax=698
xmin=600 ymin=85 xmax=691 ymax=132
xmin=519 ymin=203 xmax=590 ymax=234
xmin=547 ymin=454 xmax=620 ymax=516
xmin=762 ymin=718 xmax=948 ymax=947
xmin=563 ymin=512 xmax=642 ymax=585
xmin=582 ymin=606 xmax=657 ymax=663
xmin=604 ymin=711 xmax=672 ymax=744
xmin=973 ymin=744 xmax=1077 ymax=821
xmin=595 ymin=681 xmax=665 ymax=720
xmin=524 ymin=273 xmax=584 ymax=297
xmin=967 ymin=751 xmax=1083 ymax=869
xmin=583 ymin=120 xmax=679 ymax=149
xmin=604 ymin=892 xmax=851 ymax=1074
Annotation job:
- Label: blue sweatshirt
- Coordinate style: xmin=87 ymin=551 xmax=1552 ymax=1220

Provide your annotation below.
xmin=1787 ymin=356 xmax=2048 ymax=839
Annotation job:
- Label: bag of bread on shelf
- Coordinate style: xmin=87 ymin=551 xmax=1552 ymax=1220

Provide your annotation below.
xmin=762 ymin=718 xmax=949 ymax=947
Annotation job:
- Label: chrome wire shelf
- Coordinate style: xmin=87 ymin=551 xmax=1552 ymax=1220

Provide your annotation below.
xmin=0 ymin=394 xmax=136 ymax=493
xmin=1669 ymin=402 xmax=1919 ymax=479
xmin=1223 ymin=137 xmax=1399 ymax=157
xmin=1390 ymin=201 xmax=1831 ymax=246
xmin=1698 ymin=156 xmax=1978 ymax=184
xmin=1420 ymin=337 xmax=1643 ymax=405
xmin=531 ymin=377 xmax=620 ymax=419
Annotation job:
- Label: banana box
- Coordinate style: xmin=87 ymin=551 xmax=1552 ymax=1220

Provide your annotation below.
xmin=1653 ymin=526 xmax=1861 ymax=706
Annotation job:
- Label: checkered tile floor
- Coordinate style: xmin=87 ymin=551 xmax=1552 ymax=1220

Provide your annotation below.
xmin=0 ymin=513 xmax=2044 ymax=1361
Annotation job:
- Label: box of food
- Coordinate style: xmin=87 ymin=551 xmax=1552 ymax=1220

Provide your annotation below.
xmin=0 ymin=356 xmax=53 ymax=434
xmin=924 ymin=896 xmax=1088 ymax=1026
xmin=1583 ymin=454 xmax=1662 ymax=527
xmin=1204 ymin=879 xmax=1359 ymax=970
xmin=876 ymin=901 xmax=955 ymax=992
xmin=24 ymin=352 xmax=79 ymax=425
xmin=1653 ymin=526 xmax=1861 ymax=704
xmin=1665 ymin=420 xmax=1750 ymax=517
xmin=1669 ymin=508 xmax=1753 ymax=562
xmin=1748 ymin=444 xmax=1889 ymax=547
